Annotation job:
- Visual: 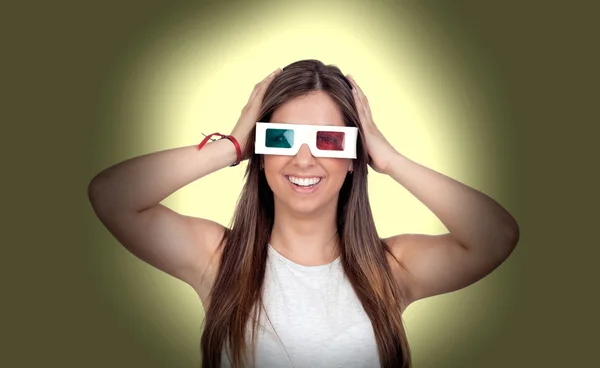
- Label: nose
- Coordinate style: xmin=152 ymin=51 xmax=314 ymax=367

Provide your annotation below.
xmin=292 ymin=144 xmax=316 ymax=167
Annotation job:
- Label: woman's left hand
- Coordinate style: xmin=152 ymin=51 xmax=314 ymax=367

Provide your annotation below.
xmin=346 ymin=75 xmax=399 ymax=175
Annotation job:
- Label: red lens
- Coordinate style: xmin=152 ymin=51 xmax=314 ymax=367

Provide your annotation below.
xmin=316 ymin=131 xmax=345 ymax=151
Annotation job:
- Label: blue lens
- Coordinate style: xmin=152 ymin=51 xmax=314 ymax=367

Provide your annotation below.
xmin=265 ymin=128 xmax=294 ymax=148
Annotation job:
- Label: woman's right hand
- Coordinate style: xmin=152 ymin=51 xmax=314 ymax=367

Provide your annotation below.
xmin=230 ymin=67 xmax=282 ymax=160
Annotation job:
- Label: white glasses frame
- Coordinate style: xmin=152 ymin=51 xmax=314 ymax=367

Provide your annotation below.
xmin=254 ymin=122 xmax=358 ymax=159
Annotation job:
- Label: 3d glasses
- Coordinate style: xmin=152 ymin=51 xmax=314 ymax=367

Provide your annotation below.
xmin=254 ymin=122 xmax=358 ymax=159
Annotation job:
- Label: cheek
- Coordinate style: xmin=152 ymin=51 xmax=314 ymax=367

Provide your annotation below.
xmin=263 ymin=156 xmax=288 ymax=173
xmin=263 ymin=157 xmax=291 ymax=189
xmin=320 ymin=159 xmax=350 ymax=176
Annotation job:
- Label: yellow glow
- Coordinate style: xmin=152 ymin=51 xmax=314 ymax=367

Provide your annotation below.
xmin=107 ymin=0 xmax=504 ymax=363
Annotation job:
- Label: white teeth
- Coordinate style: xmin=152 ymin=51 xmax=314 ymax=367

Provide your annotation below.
xmin=287 ymin=176 xmax=321 ymax=186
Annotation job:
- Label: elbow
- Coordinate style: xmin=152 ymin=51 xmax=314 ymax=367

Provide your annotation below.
xmin=87 ymin=177 xmax=99 ymax=202
xmin=505 ymin=214 xmax=520 ymax=247
xmin=499 ymin=219 xmax=520 ymax=259
xmin=88 ymin=174 xmax=104 ymax=201
xmin=87 ymin=173 xmax=112 ymax=214
xmin=510 ymin=223 xmax=520 ymax=246
xmin=87 ymin=173 xmax=141 ymax=216
xmin=484 ymin=216 xmax=520 ymax=262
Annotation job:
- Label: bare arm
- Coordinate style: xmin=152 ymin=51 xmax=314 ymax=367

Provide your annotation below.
xmin=383 ymin=153 xmax=519 ymax=304
xmin=88 ymin=140 xmax=236 ymax=290
xmin=88 ymin=67 xmax=282 ymax=291
xmin=346 ymin=75 xmax=520 ymax=306
xmin=89 ymin=140 xmax=237 ymax=214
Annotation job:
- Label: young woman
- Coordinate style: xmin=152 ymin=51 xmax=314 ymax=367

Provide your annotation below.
xmin=88 ymin=59 xmax=520 ymax=368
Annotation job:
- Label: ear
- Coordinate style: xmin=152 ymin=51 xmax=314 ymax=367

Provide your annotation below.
xmin=348 ymin=160 xmax=354 ymax=173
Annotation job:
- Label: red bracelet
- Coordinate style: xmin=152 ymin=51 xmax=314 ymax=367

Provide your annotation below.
xmin=197 ymin=133 xmax=242 ymax=167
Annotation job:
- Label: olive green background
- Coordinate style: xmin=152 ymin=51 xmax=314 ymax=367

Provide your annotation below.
xmin=5 ymin=1 xmax=598 ymax=367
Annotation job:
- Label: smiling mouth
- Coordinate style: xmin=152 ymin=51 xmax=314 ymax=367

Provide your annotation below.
xmin=285 ymin=175 xmax=322 ymax=187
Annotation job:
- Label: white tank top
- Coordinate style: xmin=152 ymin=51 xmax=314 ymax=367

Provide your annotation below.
xmin=221 ymin=243 xmax=381 ymax=368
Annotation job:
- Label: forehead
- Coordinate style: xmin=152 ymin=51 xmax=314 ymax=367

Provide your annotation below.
xmin=270 ymin=90 xmax=345 ymax=127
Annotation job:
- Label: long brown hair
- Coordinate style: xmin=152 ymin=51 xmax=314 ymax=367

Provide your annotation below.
xmin=201 ymin=59 xmax=412 ymax=368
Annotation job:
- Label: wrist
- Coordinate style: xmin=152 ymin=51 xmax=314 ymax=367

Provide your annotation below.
xmin=222 ymin=135 xmax=242 ymax=166
xmin=197 ymin=133 xmax=242 ymax=167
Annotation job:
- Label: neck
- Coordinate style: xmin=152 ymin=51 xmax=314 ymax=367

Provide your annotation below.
xmin=270 ymin=201 xmax=340 ymax=266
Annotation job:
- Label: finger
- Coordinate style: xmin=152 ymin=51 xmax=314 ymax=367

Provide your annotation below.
xmin=260 ymin=68 xmax=282 ymax=90
xmin=261 ymin=67 xmax=281 ymax=84
xmin=247 ymin=82 xmax=261 ymax=104
xmin=348 ymin=75 xmax=369 ymax=105
xmin=247 ymin=68 xmax=280 ymax=105
xmin=251 ymin=68 xmax=281 ymax=95
xmin=350 ymin=81 xmax=363 ymax=113
xmin=253 ymin=68 xmax=281 ymax=100
xmin=348 ymin=76 xmax=365 ymax=107
xmin=352 ymin=88 xmax=369 ymax=124
xmin=362 ymin=93 xmax=373 ymax=122
xmin=260 ymin=68 xmax=281 ymax=92
xmin=350 ymin=80 xmax=367 ymax=118
xmin=348 ymin=76 xmax=373 ymax=123
xmin=351 ymin=77 xmax=368 ymax=106
xmin=347 ymin=75 xmax=357 ymax=92
xmin=347 ymin=75 xmax=360 ymax=93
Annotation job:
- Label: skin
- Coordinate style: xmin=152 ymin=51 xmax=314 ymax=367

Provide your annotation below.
xmin=347 ymin=74 xmax=520 ymax=304
xmin=264 ymin=90 xmax=352 ymax=266
xmin=89 ymin=68 xmax=519 ymax=310
xmin=261 ymin=72 xmax=520 ymax=306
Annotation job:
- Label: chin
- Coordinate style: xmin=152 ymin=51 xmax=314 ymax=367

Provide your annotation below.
xmin=282 ymin=192 xmax=339 ymax=217
xmin=285 ymin=199 xmax=323 ymax=215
